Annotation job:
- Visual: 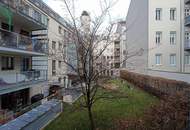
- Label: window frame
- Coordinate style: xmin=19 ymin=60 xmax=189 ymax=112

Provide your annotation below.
xmin=156 ymin=31 xmax=162 ymax=45
xmin=155 ymin=54 xmax=162 ymax=65
xmin=155 ymin=8 xmax=162 ymax=21
xmin=170 ymin=8 xmax=177 ymax=21
xmin=1 ymin=56 xmax=14 ymax=71
xmin=170 ymin=31 xmax=176 ymax=45
xmin=170 ymin=54 xmax=176 ymax=66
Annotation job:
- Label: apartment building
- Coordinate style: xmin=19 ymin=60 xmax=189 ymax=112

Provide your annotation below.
xmin=126 ymin=0 xmax=190 ymax=83
xmin=0 ymin=0 xmax=48 ymax=112
xmin=0 ymin=0 xmax=76 ymax=115
xmin=95 ymin=21 xmax=126 ymax=77
xmin=24 ymin=1 xmax=76 ymax=90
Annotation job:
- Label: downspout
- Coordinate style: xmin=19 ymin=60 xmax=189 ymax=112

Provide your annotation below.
xmin=180 ymin=0 xmax=185 ymax=73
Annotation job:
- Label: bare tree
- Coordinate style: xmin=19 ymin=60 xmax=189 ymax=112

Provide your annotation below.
xmin=48 ymin=0 xmax=144 ymax=129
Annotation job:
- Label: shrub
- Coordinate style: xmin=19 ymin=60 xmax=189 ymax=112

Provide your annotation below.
xmin=120 ymin=70 xmax=190 ymax=99
xmin=144 ymin=93 xmax=189 ymax=130
xmin=116 ymin=93 xmax=189 ymax=130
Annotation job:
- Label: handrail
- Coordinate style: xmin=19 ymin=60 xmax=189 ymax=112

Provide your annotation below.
xmin=0 ymin=28 xmax=47 ymax=53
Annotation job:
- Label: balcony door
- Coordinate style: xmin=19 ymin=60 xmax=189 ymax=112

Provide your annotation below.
xmin=21 ymin=57 xmax=31 ymax=71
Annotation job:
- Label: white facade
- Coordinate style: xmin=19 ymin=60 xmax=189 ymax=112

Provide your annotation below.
xmin=126 ymin=0 xmax=190 ymax=83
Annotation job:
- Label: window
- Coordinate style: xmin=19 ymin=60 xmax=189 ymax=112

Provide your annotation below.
xmin=111 ymin=70 xmax=113 ymax=76
xmin=58 ymin=26 xmax=62 ymax=34
xmin=52 ymin=41 xmax=56 ymax=50
xmin=155 ymin=54 xmax=162 ymax=65
xmin=185 ymin=32 xmax=190 ymax=40
xmin=185 ymin=55 xmax=190 ymax=65
xmin=185 ymin=8 xmax=190 ymax=17
xmin=170 ymin=31 xmax=176 ymax=45
xmin=21 ymin=57 xmax=30 ymax=71
xmin=2 ymin=56 xmax=14 ymax=70
xmin=107 ymin=56 xmax=109 ymax=59
xmin=59 ymin=42 xmax=63 ymax=51
xmin=170 ymin=8 xmax=176 ymax=20
xmin=52 ymin=60 xmax=56 ymax=76
xmin=156 ymin=32 xmax=162 ymax=45
xmin=170 ymin=54 xmax=176 ymax=66
xmin=156 ymin=8 xmax=162 ymax=20
xmin=59 ymin=61 xmax=62 ymax=68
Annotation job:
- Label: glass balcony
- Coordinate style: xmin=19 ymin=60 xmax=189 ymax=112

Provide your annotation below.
xmin=185 ymin=40 xmax=190 ymax=51
xmin=0 ymin=0 xmax=48 ymax=29
xmin=0 ymin=28 xmax=47 ymax=54
xmin=0 ymin=70 xmax=47 ymax=95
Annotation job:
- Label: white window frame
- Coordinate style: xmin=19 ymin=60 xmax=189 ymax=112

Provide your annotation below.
xmin=156 ymin=32 xmax=162 ymax=45
xmin=170 ymin=31 xmax=176 ymax=45
xmin=185 ymin=32 xmax=190 ymax=40
xmin=185 ymin=55 xmax=190 ymax=65
xmin=155 ymin=8 xmax=162 ymax=21
xmin=170 ymin=54 xmax=176 ymax=66
xmin=185 ymin=8 xmax=190 ymax=17
xmin=155 ymin=54 xmax=162 ymax=65
xmin=170 ymin=8 xmax=177 ymax=21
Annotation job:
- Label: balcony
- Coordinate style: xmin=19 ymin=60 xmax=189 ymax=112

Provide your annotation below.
xmin=185 ymin=40 xmax=190 ymax=51
xmin=0 ymin=0 xmax=48 ymax=30
xmin=0 ymin=70 xmax=47 ymax=95
xmin=0 ymin=28 xmax=47 ymax=56
xmin=185 ymin=15 xmax=190 ymax=27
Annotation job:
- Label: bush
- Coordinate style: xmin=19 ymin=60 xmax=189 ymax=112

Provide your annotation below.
xmin=116 ymin=93 xmax=189 ymax=130
xmin=144 ymin=93 xmax=189 ymax=130
xmin=120 ymin=70 xmax=190 ymax=99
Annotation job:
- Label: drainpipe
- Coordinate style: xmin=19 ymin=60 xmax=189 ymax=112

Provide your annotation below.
xmin=180 ymin=0 xmax=184 ymax=73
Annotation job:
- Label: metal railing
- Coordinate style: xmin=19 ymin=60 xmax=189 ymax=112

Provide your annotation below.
xmin=0 ymin=70 xmax=47 ymax=88
xmin=185 ymin=40 xmax=190 ymax=51
xmin=0 ymin=28 xmax=47 ymax=53
xmin=0 ymin=0 xmax=48 ymax=27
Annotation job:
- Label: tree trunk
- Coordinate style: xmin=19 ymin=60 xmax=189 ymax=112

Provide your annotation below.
xmin=88 ymin=106 xmax=95 ymax=130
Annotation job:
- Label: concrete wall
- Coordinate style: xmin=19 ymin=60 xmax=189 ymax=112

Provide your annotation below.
xmin=148 ymin=69 xmax=190 ymax=83
xmin=126 ymin=0 xmax=149 ymax=74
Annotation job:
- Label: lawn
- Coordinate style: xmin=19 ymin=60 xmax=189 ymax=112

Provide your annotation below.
xmin=44 ymin=79 xmax=159 ymax=130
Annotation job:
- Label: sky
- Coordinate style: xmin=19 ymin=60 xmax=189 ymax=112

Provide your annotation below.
xmin=43 ymin=0 xmax=131 ymax=22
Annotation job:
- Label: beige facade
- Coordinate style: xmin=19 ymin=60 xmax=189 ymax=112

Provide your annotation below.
xmin=148 ymin=0 xmax=183 ymax=73
xmin=126 ymin=0 xmax=190 ymax=83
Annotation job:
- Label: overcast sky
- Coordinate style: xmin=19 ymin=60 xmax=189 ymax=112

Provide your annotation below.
xmin=43 ymin=0 xmax=131 ymax=21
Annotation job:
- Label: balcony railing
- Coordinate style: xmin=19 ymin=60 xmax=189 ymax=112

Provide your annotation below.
xmin=0 ymin=28 xmax=47 ymax=53
xmin=0 ymin=0 xmax=48 ymax=28
xmin=0 ymin=70 xmax=47 ymax=93
xmin=185 ymin=40 xmax=190 ymax=51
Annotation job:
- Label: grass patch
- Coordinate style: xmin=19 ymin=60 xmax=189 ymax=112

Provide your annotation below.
xmin=44 ymin=79 xmax=159 ymax=130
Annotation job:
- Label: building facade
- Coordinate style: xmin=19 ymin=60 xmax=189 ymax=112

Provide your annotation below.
xmin=0 ymin=0 xmax=74 ymax=117
xmin=0 ymin=0 xmax=48 ymax=112
xmin=95 ymin=21 xmax=126 ymax=77
xmin=126 ymin=0 xmax=190 ymax=83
